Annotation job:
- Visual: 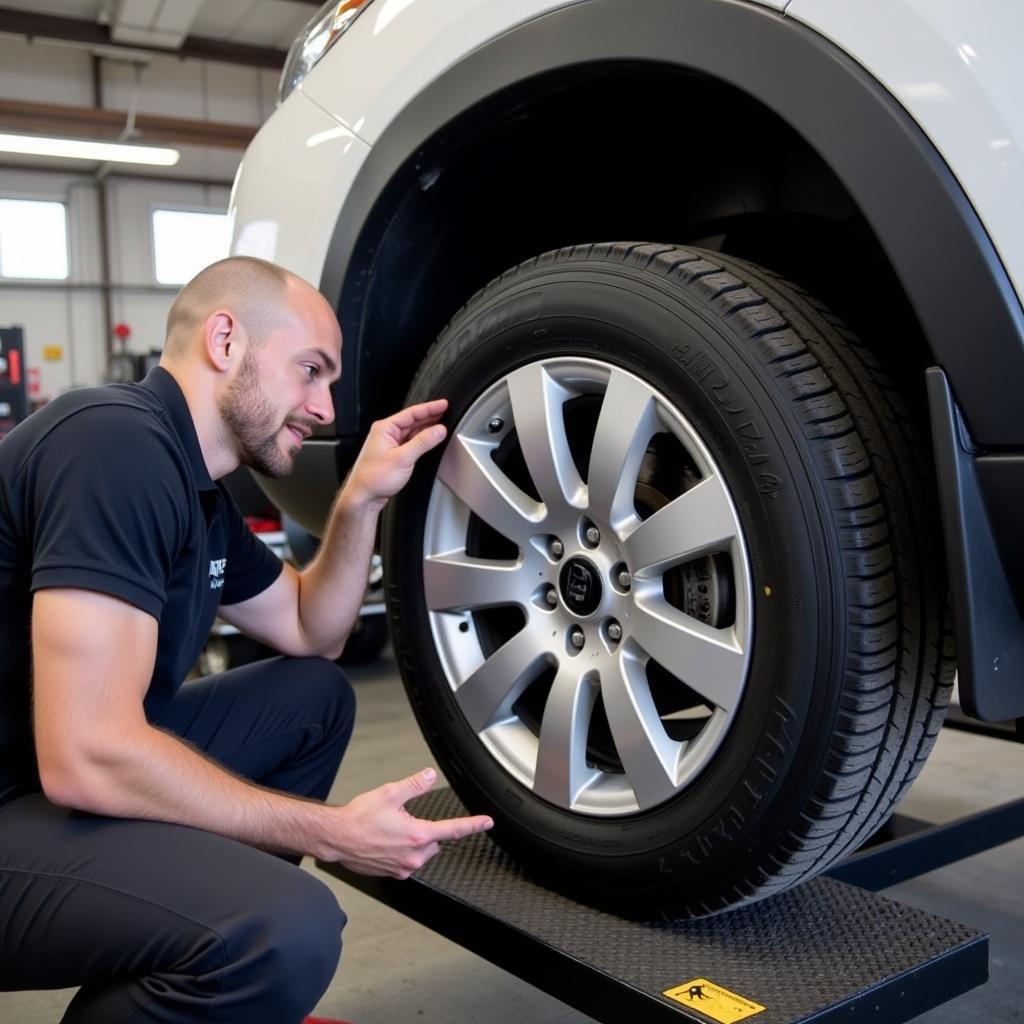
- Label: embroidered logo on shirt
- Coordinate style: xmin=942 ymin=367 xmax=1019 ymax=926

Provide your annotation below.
xmin=209 ymin=558 xmax=227 ymax=590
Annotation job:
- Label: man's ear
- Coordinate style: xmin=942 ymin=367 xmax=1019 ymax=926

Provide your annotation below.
xmin=205 ymin=310 xmax=240 ymax=371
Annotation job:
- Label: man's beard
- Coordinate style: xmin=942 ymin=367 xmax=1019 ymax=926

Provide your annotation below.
xmin=220 ymin=349 xmax=294 ymax=478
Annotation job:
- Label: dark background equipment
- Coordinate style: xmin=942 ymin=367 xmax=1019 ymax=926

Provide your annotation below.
xmin=0 ymin=326 xmax=28 ymax=441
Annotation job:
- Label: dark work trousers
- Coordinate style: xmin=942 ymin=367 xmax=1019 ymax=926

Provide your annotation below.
xmin=0 ymin=655 xmax=356 ymax=1023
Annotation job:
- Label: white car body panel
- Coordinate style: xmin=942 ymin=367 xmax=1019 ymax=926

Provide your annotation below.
xmin=229 ymin=89 xmax=370 ymax=286
xmin=299 ymin=0 xmax=586 ymax=143
xmin=299 ymin=0 xmax=784 ymax=145
xmin=787 ymin=0 xmax=1024 ymax=303
xmin=232 ymin=0 xmax=786 ymax=282
xmin=232 ymin=0 xmax=1022 ymax=310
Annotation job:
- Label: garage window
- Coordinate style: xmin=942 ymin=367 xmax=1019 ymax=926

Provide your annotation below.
xmin=0 ymin=198 xmax=69 ymax=280
xmin=152 ymin=208 xmax=230 ymax=286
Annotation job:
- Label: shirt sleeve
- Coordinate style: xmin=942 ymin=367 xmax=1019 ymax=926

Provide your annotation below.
xmin=218 ymin=486 xmax=284 ymax=606
xmin=28 ymin=406 xmax=189 ymax=621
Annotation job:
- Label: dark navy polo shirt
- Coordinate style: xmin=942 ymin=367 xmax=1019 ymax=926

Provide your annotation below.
xmin=0 ymin=366 xmax=283 ymax=806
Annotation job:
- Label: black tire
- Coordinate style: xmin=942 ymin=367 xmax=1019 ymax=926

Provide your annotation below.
xmin=383 ymin=242 xmax=954 ymax=916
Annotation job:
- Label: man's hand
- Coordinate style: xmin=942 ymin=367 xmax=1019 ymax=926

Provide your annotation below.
xmin=341 ymin=399 xmax=449 ymax=511
xmin=327 ymin=768 xmax=493 ymax=879
xmin=230 ymin=397 xmax=449 ymax=660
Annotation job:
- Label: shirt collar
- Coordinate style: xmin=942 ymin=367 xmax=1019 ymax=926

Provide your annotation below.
xmin=139 ymin=366 xmax=218 ymax=493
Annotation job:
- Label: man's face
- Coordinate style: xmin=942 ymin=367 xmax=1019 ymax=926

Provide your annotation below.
xmin=220 ymin=292 xmax=341 ymax=478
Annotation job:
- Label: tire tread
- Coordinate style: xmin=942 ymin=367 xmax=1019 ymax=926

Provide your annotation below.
xmin=403 ymin=240 xmax=954 ymax=915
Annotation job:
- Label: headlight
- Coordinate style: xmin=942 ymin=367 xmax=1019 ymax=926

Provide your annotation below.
xmin=278 ymin=0 xmax=376 ymax=106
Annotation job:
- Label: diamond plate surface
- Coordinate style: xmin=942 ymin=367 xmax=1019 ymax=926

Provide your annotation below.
xmin=325 ymin=788 xmax=987 ymax=1024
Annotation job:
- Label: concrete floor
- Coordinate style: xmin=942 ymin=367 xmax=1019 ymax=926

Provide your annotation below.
xmin=2 ymin=650 xmax=1022 ymax=1024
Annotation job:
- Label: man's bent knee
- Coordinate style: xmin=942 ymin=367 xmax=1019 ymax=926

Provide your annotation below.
xmin=291 ymin=657 xmax=356 ymax=743
xmin=230 ymin=869 xmax=345 ymax=1020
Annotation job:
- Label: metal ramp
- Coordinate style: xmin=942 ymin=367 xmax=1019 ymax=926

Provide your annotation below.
xmin=321 ymin=788 xmax=988 ymax=1024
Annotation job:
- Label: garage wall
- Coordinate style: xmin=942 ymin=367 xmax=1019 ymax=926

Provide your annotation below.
xmin=0 ymin=166 xmax=106 ymax=396
xmin=0 ymin=34 xmax=92 ymax=107
xmin=0 ymin=34 xmax=279 ymax=400
xmin=104 ymin=176 xmax=232 ymax=361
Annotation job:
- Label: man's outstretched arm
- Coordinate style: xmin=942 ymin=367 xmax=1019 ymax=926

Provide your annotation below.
xmin=219 ymin=398 xmax=448 ymax=660
xmin=32 ymin=586 xmax=490 ymax=876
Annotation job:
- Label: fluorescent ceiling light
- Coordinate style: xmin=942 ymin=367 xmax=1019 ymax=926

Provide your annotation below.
xmin=0 ymin=133 xmax=179 ymax=166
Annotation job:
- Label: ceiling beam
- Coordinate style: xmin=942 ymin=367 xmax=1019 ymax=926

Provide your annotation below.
xmin=0 ymin=7 xmax=289 ymax=69
xmin=0 ymin=98 xmax=256 ymax=149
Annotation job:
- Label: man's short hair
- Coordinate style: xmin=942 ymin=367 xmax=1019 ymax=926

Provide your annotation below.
xmin=164 ymin=256 xmax=295 ymax=356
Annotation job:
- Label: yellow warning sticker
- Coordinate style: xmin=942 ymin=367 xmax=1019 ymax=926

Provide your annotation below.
xmin=663 ymin=978 xmax=766 ymax=1023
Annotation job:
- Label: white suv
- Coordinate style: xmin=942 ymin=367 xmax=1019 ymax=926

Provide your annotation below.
xmin=230 ymin=0 xmax=1024 ymax=916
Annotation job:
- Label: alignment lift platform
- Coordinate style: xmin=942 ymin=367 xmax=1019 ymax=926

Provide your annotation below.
xmin=322 ymin=755 xmax=1024 ymax=1024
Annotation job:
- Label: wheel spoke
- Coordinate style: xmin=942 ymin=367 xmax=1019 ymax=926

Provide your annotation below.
xmin=507 ymin=364 xmax=585 ymax=516
xmin=587 ymin=369 xmax=659 ymax=531
xmin=631 ymin=599 xmax=746 ymax=712
xmin=600 ymin=651 xmax=682 ymax=809
xmin=624 ymin=475 xmax=737 ymax=576
xmin=454 ymin=625 xmax=550 ymax=732
xmin=423 ymin=552 xmax=527 ymax=612
xmin=438 ymin=434 xmax=543 ymax=544
xmin=425 ymin=356 xmax=755 ymax=817
xmin=533 ymin=664 xmax=599 ymax=808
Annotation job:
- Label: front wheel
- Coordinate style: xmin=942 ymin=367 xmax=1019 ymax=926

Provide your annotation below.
xmin=384 ymin=243 xmax=953 ymax=916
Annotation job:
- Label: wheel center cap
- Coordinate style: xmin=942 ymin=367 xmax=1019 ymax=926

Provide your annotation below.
xmin=559 ymin=556 xmax=603 ymax=616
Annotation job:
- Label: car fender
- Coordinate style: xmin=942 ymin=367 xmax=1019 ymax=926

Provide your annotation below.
xmin=787 ymin=0 xmax=1024 ymax=321
xmin=316 ymin=0 xmax=1024 ymax=447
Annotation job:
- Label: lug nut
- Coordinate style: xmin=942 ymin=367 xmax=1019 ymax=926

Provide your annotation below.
xmin=585 ymin=525 xmax=600 ymax=546
xmin=617 ymin=569 xmax=631 ymax=589
xmin=545 ymin=588 xmax=558 ymax=607
xmin=570 ymin=628 xmax=585 ymax=650
xmin=607 ymin=622 xmax=622 ymax=641
xmin=487 ymin=417 xmax=504 ymax=434
xmin=550 ymin=539 xmax=564 ymax=559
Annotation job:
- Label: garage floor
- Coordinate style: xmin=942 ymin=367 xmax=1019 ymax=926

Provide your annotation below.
xmin=3 ymin=650 xmax=1022 ymax=1024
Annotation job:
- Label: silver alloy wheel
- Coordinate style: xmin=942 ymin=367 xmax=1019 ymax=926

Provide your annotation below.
xmin=423 ymin=358 xmax=753 ymax=816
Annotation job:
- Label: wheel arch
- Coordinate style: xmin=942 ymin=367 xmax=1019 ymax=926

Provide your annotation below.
xmin=320 ymin=0 xmax=1024 ymax=449
xmin=305 ymin=0 xmax=1024 ymax=718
